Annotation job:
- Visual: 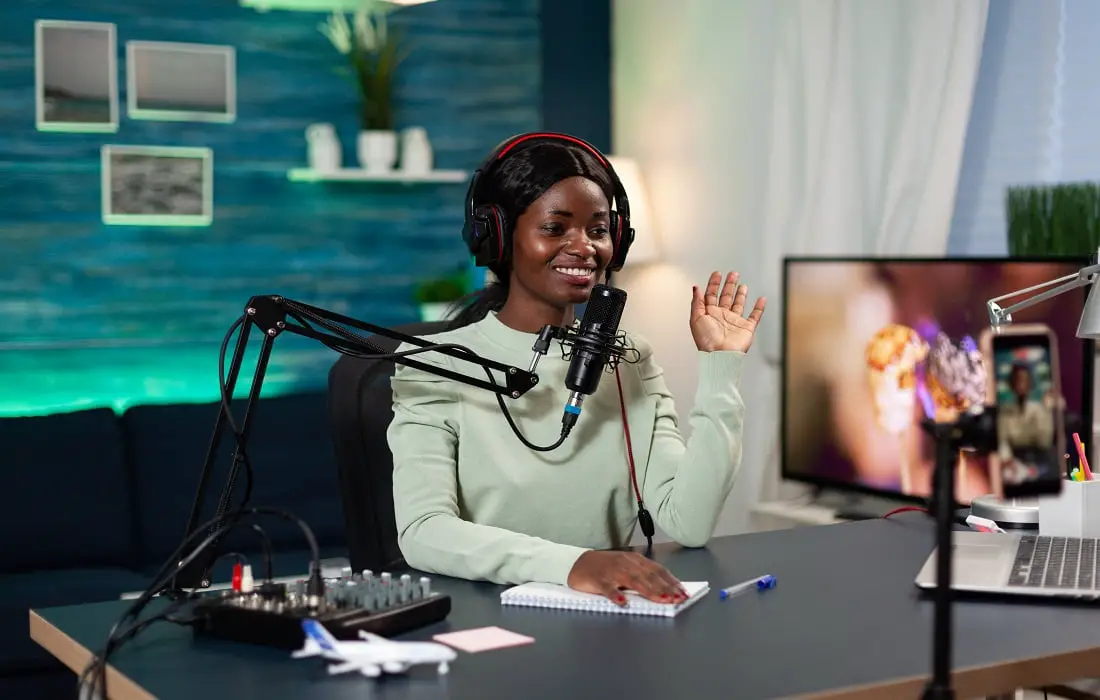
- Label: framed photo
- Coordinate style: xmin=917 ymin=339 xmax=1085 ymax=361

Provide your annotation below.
xmin=35 ymin=20 xmax=119 ymax=132
xmin=102 ymin=145 xmax=214 ymax=226
xmin=126 ymin=41 xmax=236 ymax=123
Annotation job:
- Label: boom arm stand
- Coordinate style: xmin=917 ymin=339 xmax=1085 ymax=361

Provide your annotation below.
xmin=171 ymin=295 xmax=540 ymax=592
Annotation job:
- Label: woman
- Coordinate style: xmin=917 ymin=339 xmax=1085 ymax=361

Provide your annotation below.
xmin=387 ymin=133 xmax=766 ymax=606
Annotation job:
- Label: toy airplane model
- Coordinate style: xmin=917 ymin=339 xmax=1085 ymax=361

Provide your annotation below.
xmin=292 ymin=619 xmax=456 ymax=677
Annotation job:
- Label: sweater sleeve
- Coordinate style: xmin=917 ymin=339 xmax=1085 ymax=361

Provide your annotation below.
xmin=633 ymin=335 xmax=747 ymax=547
xmin=387 ymin=347 xmax=588 ymax=585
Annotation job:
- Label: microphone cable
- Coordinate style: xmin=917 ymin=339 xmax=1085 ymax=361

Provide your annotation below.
xmin=79 ymin=506 xmax=320 ymax=700
xmin=281 ymin=302 xmax=568 ymax=452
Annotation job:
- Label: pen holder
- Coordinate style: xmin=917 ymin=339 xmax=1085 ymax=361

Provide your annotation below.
xmin=1038 ymin=479 xmax=1100 ymax=538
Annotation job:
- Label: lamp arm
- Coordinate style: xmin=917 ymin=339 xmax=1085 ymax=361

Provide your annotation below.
xmin=987 ymin=265 xmax=1100 ymax=327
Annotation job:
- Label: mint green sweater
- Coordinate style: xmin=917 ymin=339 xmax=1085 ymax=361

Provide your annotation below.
xmin=387 ymin=312 xmax=746 ymax=586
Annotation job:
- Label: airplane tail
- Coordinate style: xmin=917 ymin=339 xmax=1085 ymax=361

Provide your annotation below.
xmin=301 ymin=619 xmax=340 ymax=654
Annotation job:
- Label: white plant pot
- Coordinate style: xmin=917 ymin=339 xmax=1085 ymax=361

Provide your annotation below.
xmin=418 ymin=302 xmax=455 ymax=323
xmin=358 ymin=130 xmax=398 ymax=173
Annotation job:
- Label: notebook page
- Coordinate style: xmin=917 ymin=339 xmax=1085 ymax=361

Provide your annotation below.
xmin=500 ymin=581 xmax=709 ymax=618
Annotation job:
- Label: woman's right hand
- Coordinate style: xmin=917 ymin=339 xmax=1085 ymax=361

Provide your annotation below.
xmin=566 ymin=551 xmax=688 ymax=606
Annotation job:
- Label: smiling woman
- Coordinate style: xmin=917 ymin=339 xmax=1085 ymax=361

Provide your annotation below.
xmin=386 ymin=132 xmax=766 ymax=608
xmin=450 ymin=137 xmax=621 ymax=331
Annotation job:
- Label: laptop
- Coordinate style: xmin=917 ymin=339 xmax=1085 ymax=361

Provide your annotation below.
xmin=914 ymin=531 xmax=1100 ymax=600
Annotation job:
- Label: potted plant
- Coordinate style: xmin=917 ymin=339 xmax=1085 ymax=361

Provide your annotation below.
xmin=319 ymin=3 xmax=408 ymax=173
xmin=1006 ymin=182 xmax=1100 ymax=256
xmin=413 ymin=270 xmax=469 ymax=322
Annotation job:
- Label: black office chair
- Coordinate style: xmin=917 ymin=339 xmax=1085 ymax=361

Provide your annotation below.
xmin=327 ymin=321 xmax=452 ymax=574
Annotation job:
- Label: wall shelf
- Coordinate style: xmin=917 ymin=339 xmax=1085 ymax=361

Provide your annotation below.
xmin=287 ymin=168 xmax=467 ymax=184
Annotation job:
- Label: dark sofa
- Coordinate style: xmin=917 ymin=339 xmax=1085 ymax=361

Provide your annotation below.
xmin=0 ymin=391 xmax=348 ymax=698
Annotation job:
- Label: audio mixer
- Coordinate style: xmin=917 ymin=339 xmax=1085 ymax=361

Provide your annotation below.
xmin=191 ymin=568 xmax=451 ymax=650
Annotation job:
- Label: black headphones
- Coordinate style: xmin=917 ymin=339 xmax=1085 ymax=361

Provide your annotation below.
xmin=462 ymin=132 xmax=635 ymax=272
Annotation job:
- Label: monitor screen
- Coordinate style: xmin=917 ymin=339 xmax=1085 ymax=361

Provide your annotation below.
xmin=781 ymin=257 xmax=1094 ymax=504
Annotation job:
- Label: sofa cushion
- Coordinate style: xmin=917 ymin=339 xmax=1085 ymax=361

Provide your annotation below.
xmin=0 ymin=667 xmax=77 ymax=700
xmin=0 ymin=408 xmax=135 ymax=572
xmin=0 ymin=567 xmax=149 ymax=674
xmin=122 ymin=392 xmax=347 ymax=570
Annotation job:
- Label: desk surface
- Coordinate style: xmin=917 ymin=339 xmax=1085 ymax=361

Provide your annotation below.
xmin=30 ymin=516 xmax=1100 ymax=700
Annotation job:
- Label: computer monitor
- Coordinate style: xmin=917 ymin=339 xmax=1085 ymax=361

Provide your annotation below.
xmin=781 ymin=257 xmax=1095 ymax=505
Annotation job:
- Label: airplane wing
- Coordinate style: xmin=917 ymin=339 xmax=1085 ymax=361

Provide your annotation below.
xmin=291 ymin=639 xmax=321 ymax=659
xmin=326 ymin=661 xmax=361 ymax=676
xmin=357 ymin=630 xmax=387 ymax=643
xmin=291 ymin=648 xmax=319 ymax=659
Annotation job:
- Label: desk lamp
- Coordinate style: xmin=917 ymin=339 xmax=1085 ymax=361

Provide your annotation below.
xmin=986 ymin=256 xmax=1100 ymax=337
xmin=970 ymin=255 xmax=1100 ymax=528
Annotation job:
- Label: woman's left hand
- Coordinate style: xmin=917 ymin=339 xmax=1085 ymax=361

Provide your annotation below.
xmin=690 ymin=271 xmax=767 ymax=353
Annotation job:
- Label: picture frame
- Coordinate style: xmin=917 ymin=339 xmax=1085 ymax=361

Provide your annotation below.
xmin=101 ymin=145 xmax=214 ymax=226
xmin=35 ymin=20 xmax=119 ymax=133
xmin=126 ymin=41 xmax=236 ymax=123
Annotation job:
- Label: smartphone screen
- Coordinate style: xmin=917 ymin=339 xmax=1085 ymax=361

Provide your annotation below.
xmin=991 ymin=331 xmax=1064 ymax=498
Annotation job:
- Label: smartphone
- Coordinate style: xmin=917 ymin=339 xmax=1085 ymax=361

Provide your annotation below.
xmin=980 ymin=324 xmax=1066 ymax=498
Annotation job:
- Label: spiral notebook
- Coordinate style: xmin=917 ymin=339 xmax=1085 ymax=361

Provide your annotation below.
xmin=500 ymin=581 xmax=710 ymax=618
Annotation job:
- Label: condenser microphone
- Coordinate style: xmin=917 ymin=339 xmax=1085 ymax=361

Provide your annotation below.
xmin=560 ymin=284 xmax=628 ymax=436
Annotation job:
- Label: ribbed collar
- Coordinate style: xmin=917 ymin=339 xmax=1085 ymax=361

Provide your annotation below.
xmin=473 ymin=312 xmax=543 ymax=356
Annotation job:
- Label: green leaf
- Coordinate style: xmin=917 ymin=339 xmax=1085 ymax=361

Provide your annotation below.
xmin=412 ymin=271 xmax=471 ymax=303
xmin=1006 ymin=182 xmax=1100 ymax=257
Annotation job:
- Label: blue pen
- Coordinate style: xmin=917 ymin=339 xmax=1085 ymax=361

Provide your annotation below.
xmin=719 ymin=574 xmax=777 ymax=600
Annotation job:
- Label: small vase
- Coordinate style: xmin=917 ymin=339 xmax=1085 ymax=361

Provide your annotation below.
xmin=418 ymin=302 xmax=454 ymax=322
xmin=305 ymin=123 xmax=341 ymax=172
xmin=400 ymin=127 xmax=433 ymax=175
xmin=358 ymin=130 xmax=398 ymax=173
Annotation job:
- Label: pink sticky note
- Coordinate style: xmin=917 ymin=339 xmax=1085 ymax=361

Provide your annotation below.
xmin=433 ymin=626 xmax=535 ymax=653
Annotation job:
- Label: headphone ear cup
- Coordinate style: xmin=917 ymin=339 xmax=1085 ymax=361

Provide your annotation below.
xmin=608 ymin=212 xmax=634 ymax=272
xmin=471 ymin=204 xmax=509 ymax=267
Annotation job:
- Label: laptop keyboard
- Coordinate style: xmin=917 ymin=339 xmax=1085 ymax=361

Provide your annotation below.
xmin=1007 ymin=535 xmax=1099 ymax=589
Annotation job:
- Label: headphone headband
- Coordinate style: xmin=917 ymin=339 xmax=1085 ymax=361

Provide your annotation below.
xmin=462 ymin=132 xmax=635 ymax=271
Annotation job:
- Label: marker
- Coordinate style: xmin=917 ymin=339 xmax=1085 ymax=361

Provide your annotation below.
xmin=719 ymin=574 xmax=776 ymax=600
xmin=965 ymin=514 xmax=1005 ymax=533
xmin=1073 ymin=432 xmax=1093 ymax=480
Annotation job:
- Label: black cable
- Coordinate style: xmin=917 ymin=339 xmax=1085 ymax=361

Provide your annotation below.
xmin=81 ymin=508 xmax=316 ymax=699
xmin=284 ymin=301 xmax=570 ymax=451
xmin=78 ymin=507 xmax=320 ymax=700
xmin=209 ymin=551 xmax=248 ymax=570
xmin=184 ymin=315 xmax=257 ymax=578
xmin=214 ymin=316 xmax=256 ymax=496
xmin=250 ymin=523 xmax=274 ymax=582
xmin=77 ymin=598 xmax=192 ymax=699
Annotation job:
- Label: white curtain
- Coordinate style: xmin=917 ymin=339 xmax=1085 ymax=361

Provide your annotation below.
xmin=947 ymin=0 xmax=1100 ymax=256
xmin=613 ymin=0 xmax=989 ymax=536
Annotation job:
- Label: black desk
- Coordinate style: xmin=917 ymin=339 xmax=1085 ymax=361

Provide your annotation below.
xmin=30 ymin=516 xmax=1100 ymax=700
